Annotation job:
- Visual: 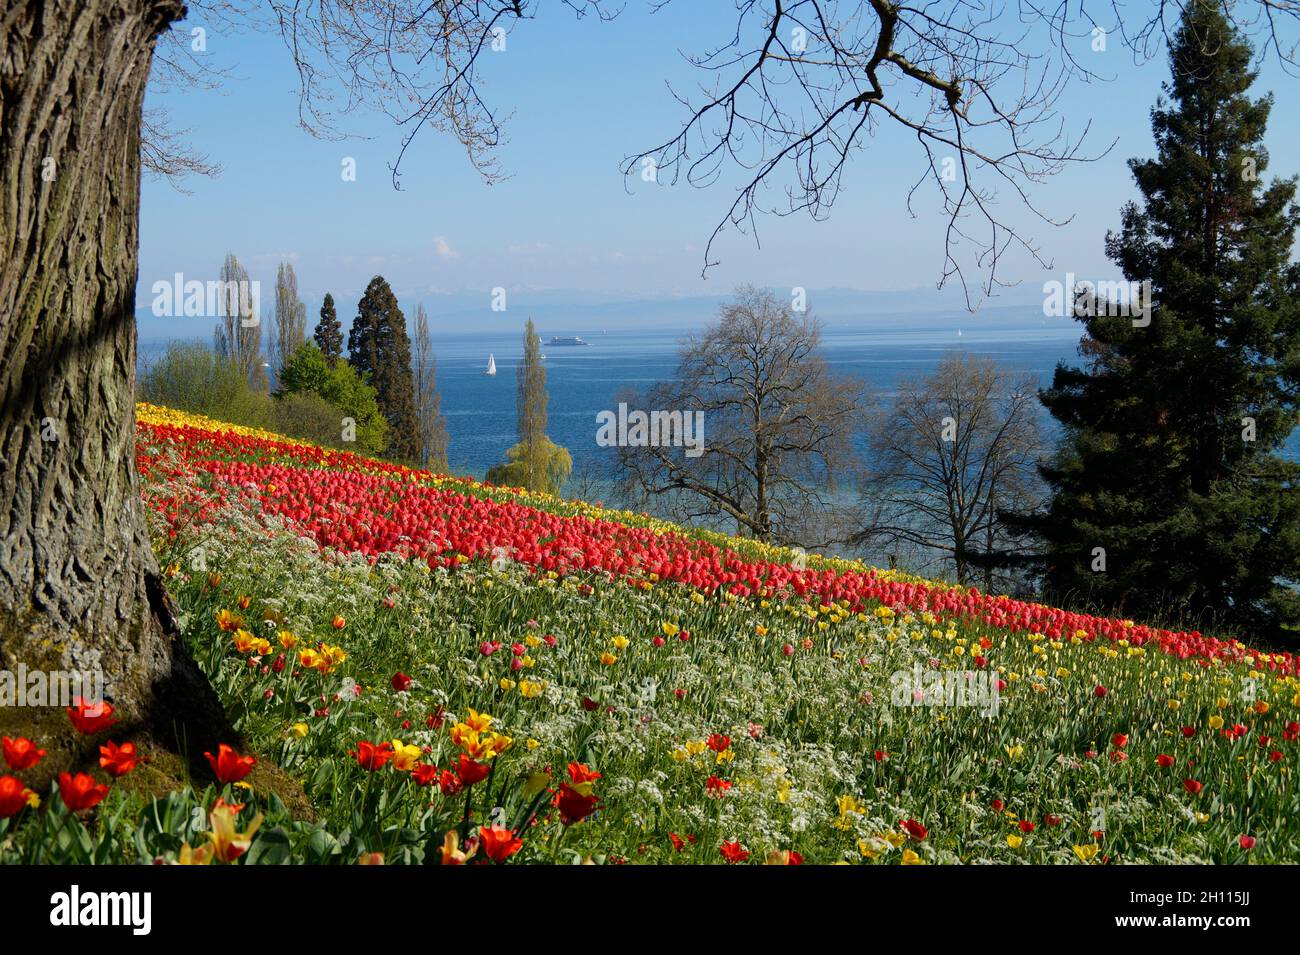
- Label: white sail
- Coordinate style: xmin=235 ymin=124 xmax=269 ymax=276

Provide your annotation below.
xmin=485 ymin=353 xmax=497 ymax=376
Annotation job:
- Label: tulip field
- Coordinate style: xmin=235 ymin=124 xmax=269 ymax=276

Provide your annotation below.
xmin=3 ymin=403 xmax=1299 ymax=864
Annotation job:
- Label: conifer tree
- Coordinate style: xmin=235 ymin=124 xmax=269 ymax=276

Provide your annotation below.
xmin=348 ymin=276 xmax=422 ymax=462
xmin=314 ymin=292 xmax=343 ymax=365
xmin=1010 ymin=0 xmax=1300 ymax=639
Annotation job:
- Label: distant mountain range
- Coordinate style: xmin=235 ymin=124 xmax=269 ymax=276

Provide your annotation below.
xmin=135 ymin=283 xmax=1051 ymax=344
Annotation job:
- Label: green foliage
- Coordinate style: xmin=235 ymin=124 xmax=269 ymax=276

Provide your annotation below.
xmin=1012 ymin=1 xmax=1300 ymax=641
xmin=488 ymin=318 xmax=567 ymax=492
xmin=486 ymin=436 xmax=572 ymax=495
xmin=140 ymin=342 xmax=273 ymax=430
xmin=276 ymin=342 xmax=387 ymax=454
xmin=267 ymin=392 xmax=351 ymax=450
xmin=348 ymin=276 xmax=421 ymax=462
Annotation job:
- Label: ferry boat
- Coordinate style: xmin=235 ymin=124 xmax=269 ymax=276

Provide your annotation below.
xmin=548 ymin=336 xmax=589 ymax=346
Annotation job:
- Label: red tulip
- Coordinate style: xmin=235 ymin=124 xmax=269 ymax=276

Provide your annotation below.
xmin=719 ymin=840 xmax=750 ymax=863
xmin=555 ymin=784 xmax=599 ymax=825
xmin=411 ymin=763 xmax=440 ymax=786
xmin=0 ymin=776 xmax=34 ymax=819
xmin=99 ymin=741 xmax=143 ymax=778
xmin=1156 ymin=754 xmax=1175 ymax=768
xmin=390 ymin=672 xmax=413 ymax=692
xmin=706 ymin=775 xmax=733 ymax=797
xmin=478 ymin=825 xmax=524 ymax=862
xmin=902 ymin=819 xmax=928 ymax=841
xmin=1183 ymin=779 xmax=1204 ymax=794
xmin=66 ymin=697 xmax=117 ymax=735
xmin=2 ymin=736 xmax=46 ymax=771
xmin=455 ymin=753 xmax=491 ymax=786
xmin=59 ymin=772 xmax=109 ymax=812
xmin=205 ymin=743 xmax=256 ymax=784
xmin=1239 ymin=835 xmax=1256 ymax=850
xmin=353 ymin=740 xmax=394 ymax=771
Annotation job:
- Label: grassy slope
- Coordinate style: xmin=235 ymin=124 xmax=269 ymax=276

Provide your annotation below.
xmin=3 ymin=406 xmax=1295 ymax=864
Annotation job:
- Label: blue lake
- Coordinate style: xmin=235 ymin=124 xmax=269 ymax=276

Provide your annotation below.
xmin=140 ymin=314 xmax=1300 ymax=480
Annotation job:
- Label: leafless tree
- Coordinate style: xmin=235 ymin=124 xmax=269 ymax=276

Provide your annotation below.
xmin=269 ymin=260 xmax=307 ymax=381
xmin=413 ymin=304 xmax=450 ymax=472
xmin=623 ymin=0 xmax=1300 ymax=303
xmin=149 ymin=2 xmax=1300 ymax=294
xmin=855 ymin=354 xmax=1045 ymax=589
xmin=213 ymin=251 xmax=267 ymax=390
xmin=617 ymin=285 xmax=867 ymax=545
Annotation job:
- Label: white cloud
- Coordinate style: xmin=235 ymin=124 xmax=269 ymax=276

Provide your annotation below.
xmin=432 ymin=235 xmax=461 ymax=261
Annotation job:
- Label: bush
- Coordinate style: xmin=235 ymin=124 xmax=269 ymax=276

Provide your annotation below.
xmin=486 ymin=437 xmax=572 ymax=495
xmin=140 ymin=342 xmax=272 ymax=430
xmin=267 ymin=392 xmax=355 ymax=449
xmin=277 ymin=343 xmax=388 ymax=454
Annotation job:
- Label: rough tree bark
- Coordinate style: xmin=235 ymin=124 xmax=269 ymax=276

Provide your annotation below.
xmin=0 ymin=0 xmax=230 ymax=782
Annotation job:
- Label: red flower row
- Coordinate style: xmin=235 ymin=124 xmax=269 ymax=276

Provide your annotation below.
xmin=137 ymin=420 xmax=1296 ymax=676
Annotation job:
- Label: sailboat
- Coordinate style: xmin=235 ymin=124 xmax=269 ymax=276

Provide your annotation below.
xmin=485 ymin=354 xmax=497 ymax=376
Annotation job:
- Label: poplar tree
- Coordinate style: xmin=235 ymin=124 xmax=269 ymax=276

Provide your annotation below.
xmin=413 ymin=303 xmax=450 ymax=472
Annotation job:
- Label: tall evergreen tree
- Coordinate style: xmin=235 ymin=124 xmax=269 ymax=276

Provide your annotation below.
xmin=348 ymin=276 xmax=421 ymax=462
xmin=1011 ymin=0 xmax=1300 ymax=639
xmin=315 ymin=292 xmax=343 ymax=365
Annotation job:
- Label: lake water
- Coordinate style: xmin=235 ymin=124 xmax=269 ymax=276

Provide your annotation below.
xmin=140 ymin=316 xmax=1300 ymax=480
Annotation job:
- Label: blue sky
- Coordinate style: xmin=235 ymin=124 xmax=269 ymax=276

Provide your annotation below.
xmin=138 ymin=2 xmax=1300 ymax=325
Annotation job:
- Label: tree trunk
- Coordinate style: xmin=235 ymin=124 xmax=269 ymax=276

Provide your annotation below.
xmin=0 ymin=0 xmax=230 ymax=781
